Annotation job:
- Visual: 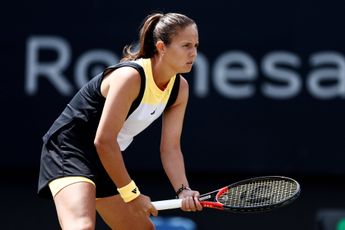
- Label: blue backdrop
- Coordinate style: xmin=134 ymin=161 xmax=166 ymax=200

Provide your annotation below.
xmin=3 ymin=0 xmax=345 ymax=175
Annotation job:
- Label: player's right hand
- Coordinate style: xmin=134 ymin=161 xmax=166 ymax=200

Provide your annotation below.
xmin=127 ymin=194 xmax=158 ymax=217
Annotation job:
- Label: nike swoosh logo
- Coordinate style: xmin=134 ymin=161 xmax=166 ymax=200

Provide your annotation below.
xmin=150 ymin=110 xmax=156 ymax=115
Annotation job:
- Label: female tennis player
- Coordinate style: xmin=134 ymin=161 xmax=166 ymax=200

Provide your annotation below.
xmin=38 ymin=12 xmax=202 ymax=229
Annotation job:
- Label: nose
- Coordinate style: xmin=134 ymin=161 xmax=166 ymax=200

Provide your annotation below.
xmin=191 ymin=47 xmax=197 ymax=58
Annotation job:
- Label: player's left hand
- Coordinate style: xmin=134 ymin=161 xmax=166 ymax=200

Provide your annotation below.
xmin=178 ymin=189 xmax=203 ymax=212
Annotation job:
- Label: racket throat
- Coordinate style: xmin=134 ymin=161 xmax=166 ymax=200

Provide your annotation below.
xmin=200 ymin=201 xmax=224 ymax=210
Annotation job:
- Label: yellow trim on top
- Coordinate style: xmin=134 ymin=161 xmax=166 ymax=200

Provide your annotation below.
xmin=138 ymin=58 xmax=176 ymax=105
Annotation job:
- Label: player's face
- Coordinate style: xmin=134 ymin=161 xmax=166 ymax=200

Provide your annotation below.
xmin=164 ymin=24 xmax=199 ymax=74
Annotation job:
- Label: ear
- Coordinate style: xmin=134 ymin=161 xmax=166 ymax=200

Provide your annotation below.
xmin=156 ymin=40 xmax=165 ymax=54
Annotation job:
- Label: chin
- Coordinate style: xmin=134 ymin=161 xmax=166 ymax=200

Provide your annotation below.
xmin=180 ymin=66 xmax=193 ymax=73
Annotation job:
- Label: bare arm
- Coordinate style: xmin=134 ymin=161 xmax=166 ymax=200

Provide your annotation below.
xmin=161 ymin=76 xmax=189 ymax=190
xmin=94 ymin=67 xmax=140 ymax=188
xmin=94 ymin=66 xmax=158 ymax=216
xmin=161 ymin=76 xmax=202 ymax=211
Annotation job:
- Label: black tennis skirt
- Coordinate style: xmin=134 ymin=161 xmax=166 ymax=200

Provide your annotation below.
xmin=37 ymin=121 xmax=118 ymax=199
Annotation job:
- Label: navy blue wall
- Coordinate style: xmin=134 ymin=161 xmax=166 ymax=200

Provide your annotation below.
xmin=3 ymin=0 xmax=345 ymax=174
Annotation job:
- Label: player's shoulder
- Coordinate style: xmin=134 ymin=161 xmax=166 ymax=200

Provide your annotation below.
xmin=108 ymin=65 xmax=141 ymax=84
xmin=101 ymin=65 xmax=142 ymax=98
xmin=177 ymin=74 xmax=189 ymax=92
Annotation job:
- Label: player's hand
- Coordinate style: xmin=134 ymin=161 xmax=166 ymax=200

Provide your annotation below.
xmin=178 ymin=189 xmax=203 ymax=212
xmin=127 ymin=194 xmax=158 ymax=217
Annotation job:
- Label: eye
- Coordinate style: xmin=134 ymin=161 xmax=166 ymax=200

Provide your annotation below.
xmin=182 ymin=43 xmax=198 ymax=49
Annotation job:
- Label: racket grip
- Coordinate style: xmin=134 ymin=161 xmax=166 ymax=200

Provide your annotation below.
xmin=152 ymin=199 xmax=183 ymax=210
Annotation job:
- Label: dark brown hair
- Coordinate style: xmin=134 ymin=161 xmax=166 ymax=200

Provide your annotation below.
xmin=121 ymin=12 xmax=196 ymax=62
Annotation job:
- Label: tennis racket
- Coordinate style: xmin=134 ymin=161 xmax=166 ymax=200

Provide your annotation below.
xmin=152 ymin=176 xmax=300 ymax=213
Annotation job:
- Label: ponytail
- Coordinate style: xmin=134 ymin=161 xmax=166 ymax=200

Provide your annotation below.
xmin=121 ymin=13 xmax=163 ymax=61
xmin=121 ymin=12 xmax=196 ymax=62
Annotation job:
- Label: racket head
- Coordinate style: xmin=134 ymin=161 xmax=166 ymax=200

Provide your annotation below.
xmin=200 ymin=176 xmax=300 ymax=213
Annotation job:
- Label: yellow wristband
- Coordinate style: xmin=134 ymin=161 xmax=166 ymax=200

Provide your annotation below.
xmin=117 ymin=180 xmax=140 ymax=203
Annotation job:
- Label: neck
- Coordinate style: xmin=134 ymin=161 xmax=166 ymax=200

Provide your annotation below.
xmin=150 ymin=56 xmax=175 ymax=90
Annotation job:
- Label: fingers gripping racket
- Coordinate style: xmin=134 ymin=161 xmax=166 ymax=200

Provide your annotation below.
xmin=152 ymin=176 xmax=300 ymax=213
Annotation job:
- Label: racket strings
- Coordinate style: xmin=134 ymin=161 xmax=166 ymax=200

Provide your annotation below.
xmin=218 ymin=179 xmax=298 ymax=208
